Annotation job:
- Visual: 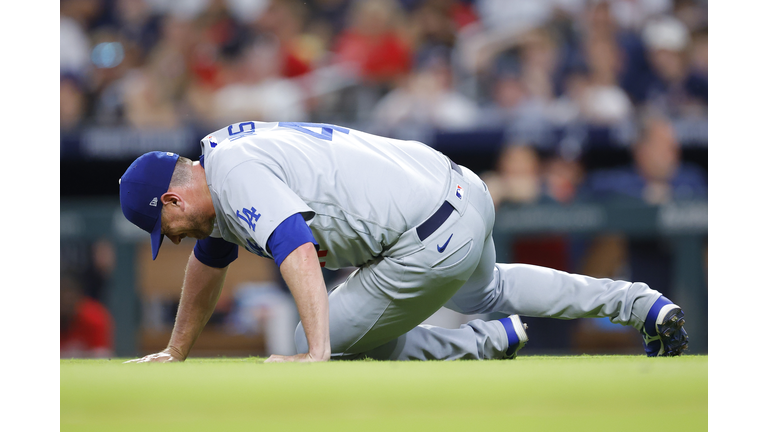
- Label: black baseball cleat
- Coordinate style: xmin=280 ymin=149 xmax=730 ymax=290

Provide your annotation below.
xmin=499 ymin=315 xmax=529 ymax=359
xmin=641 ymin=296 xmax=689 ymax=357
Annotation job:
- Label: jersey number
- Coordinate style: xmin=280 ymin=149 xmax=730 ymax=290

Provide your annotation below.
xmin=278 ymin=122 xmax=349 ymax=141
xmin=228 ymin=122 xmax=256 ymax=136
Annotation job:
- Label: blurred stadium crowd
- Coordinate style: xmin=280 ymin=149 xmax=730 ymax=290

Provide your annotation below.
xmin=60 ymin=0 xmax=707 ymax=358
xmin=61 ymin=0 xmax=707 ymax=135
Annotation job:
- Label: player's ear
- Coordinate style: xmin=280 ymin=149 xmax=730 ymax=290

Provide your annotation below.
xmin=160 ymin=192 xmax=184 ymax=210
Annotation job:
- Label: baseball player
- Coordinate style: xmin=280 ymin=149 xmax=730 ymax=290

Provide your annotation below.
xmin=120 ymin=121 xmax=688 ymax=363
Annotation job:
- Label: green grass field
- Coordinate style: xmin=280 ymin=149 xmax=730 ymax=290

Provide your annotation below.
xmin=61 ymin=355 xmax=707 ymax=431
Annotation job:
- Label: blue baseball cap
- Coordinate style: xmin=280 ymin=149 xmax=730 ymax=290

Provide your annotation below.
xmin=119 ymin=151 xmax=180 ymax=260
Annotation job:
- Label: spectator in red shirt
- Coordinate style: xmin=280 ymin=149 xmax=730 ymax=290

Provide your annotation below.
xmin=333 ymin=0 xmax=412 ymax=84
xmin=60 ymin=273 xmax=114 ymax=359
xmin=254 ymin=0 xmax=315 ymax=78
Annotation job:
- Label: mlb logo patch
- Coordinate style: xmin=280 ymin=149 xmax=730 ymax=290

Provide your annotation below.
xmin=208 ymin=135 xmax=218 ymax=148
xmin=456 ymin=185 xmax=463 ymax=199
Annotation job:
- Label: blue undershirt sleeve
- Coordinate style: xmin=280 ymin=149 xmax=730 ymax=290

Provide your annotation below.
xmin=193 ymin=236 xmax=239 ymax=268
xmin=267 ymin=213 xmax=318 ymax=268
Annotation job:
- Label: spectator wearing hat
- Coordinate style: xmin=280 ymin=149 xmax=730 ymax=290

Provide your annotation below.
xmin=640 ymin=16 xmax=707 ymax=116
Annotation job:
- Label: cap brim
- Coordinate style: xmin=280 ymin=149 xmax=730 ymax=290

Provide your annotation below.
xmin=150 ymin=215 xmax=164 ymax=260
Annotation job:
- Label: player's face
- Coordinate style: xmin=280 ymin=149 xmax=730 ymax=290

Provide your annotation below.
xmin=161 ymin=205 xmax=215 ymax=244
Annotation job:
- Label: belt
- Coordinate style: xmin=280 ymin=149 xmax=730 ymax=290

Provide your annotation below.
xmin=416 ymin=160 xmax=463 ymax=241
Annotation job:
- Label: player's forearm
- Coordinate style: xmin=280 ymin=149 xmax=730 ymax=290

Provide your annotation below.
xmin=280 ymin=242 xmax=331 ymax=361
xmin=166 ymin=253 xmax=228 ymax=360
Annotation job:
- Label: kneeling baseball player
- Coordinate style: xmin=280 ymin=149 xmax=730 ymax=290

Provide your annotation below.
xmin=121 ymin=121 xmax=688 ymax=363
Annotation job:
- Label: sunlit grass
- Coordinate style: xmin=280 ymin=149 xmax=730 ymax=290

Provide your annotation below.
xmin=61 ymin=355 xmax=707 ymax=431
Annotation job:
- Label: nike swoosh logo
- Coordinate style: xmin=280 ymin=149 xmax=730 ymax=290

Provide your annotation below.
xmin=437 ymin=234 xmax=453 ymax=253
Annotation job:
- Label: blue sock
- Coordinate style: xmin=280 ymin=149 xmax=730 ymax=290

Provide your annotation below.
xmin=499 ymin=317 xmax=519 ymax=356
xmin=644 ymin=295 xmax=672 ymax=336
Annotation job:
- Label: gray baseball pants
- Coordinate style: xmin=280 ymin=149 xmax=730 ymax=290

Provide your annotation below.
xmin=295 ymin=165 xmax=661 ymax=360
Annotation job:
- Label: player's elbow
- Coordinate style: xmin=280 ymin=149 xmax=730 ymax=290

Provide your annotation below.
xmin=280 ymin=242 xmax=320 ymax=271
xmin=287 ymin=242 xmax=319 ymax=262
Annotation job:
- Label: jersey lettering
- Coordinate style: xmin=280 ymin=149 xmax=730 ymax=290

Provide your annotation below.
xmin=236 ymin=207 xmax=261 ymax=231
xmin=278 ymin=122 xmax=350 ymax=141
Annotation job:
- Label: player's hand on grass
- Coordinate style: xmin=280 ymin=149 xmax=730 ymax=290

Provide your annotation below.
xmin=264 ymin=352 xmax=329 ymax=363
xmin=124 ymin=348 xmax=184 ymax=364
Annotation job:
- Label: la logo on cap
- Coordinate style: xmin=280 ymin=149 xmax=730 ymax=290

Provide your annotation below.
xmin=150 ymin=197 xmax=158 ymax=207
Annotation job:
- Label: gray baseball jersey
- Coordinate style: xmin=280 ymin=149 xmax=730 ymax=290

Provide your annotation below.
xmin=199 ymin=120 xmax=665 ymax=360
xmin=200 ymin=121 xmax=450 ymax=269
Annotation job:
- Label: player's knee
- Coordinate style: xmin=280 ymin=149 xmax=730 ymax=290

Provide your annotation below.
xmin=294 ymin=322 xmax=308 ymax=353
